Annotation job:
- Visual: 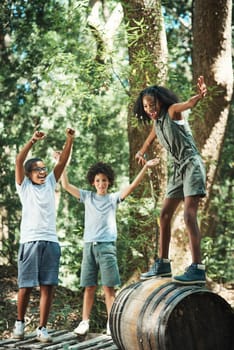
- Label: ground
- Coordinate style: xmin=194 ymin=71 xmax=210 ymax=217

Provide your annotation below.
xmin=0 ymin=265 xmax=107 ymax=339
xmin=0 ymin=265 xmax=233 ymax=340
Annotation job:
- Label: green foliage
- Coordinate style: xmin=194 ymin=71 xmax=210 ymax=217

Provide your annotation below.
xmin=116 ymin=192 xmax=161 ymax=281
xmin=202 ymin=235 xmax=233 ymax=283
xmin=0 ymin=0 xmax=233 ymax=294
xmin=0 ymin=0 xmax=130 ymax=268
xmin=162 ymin=0 xmax=193 ymax=82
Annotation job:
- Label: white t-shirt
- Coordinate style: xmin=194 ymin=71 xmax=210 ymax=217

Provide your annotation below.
xmin=79 ymin=189 xmax=121 ymax=242
xmin=16 ymin=172 xmax=58 ymax=244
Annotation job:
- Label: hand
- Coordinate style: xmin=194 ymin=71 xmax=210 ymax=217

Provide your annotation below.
xmin=135 ymin=151 xmax=146 ymax=165
xmin=66 ymin=128 xmax=75 ymax=138
xmin=53 ymin=151 xmax=62 ymax=162
xmin=197 ymin=76 xmax=207 ymax=98
xmin=53 ymin=149 xmax=72 ymax=166
xmin=31 ymin=131 xmax=46 ymax=143
xmin=145 ymin=158 xmax=160 ymax=168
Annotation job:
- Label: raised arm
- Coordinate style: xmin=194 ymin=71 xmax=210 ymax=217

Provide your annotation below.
xmin=61 ymin=168 xmax=80 ymax=199
xmin=15 ymin=131 xmax=46 ymax=185
xmin=120 ymin=158 xmax=159 ymax=200
xmin=53 ymin=150 xmax=80 ymax=199
xmin=53 ymin=128 xmax=75 ymax=182
xmin=168 ymin=76 xmax=207 ymax=118
xmin=135 ymin=126 xmax=156 ymax=165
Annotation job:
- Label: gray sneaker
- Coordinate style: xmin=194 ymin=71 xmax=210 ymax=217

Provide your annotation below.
xmin=12 ymin=321 xmax=25 ymax=339
xmin=36 ymin=327 xmax=52 ymax=343
xmin=140 ymin=258 xmax=172 ymax=280
xmin=172 ymin=264 xmax=206 ymax=285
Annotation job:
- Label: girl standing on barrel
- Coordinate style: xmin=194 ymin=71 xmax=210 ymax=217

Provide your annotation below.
xmin=134 ymin=76 xmax=207 ymax=285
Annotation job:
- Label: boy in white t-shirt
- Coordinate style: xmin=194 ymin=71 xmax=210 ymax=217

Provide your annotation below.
xmin=54 ymin=154 xmax=158 ymax=336
xmin=12 ymin=128 xmax=75 ymax=343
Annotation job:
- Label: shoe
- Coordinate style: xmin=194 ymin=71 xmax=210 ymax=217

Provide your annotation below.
xmin=140 ymin=258 xmax=172 ymax=280
xmin=12 ymin=320 xmax=25 ymax=339
xmin=74 ymin=320 xmax=89 ymax=335
xmin=172 ymin=264 xmax=206 ymax=285
xmin=106 ymin=321 xmax=111 ymax=336
xmin=36 ymin=327 xmax=52 ymax=343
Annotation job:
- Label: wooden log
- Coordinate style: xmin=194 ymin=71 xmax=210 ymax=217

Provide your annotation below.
xmin=109 ymin=278 xmax=234 ymax=350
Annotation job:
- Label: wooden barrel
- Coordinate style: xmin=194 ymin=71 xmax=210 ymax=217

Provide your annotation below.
xmin=109 ymin=278 xmax=233 ymax=350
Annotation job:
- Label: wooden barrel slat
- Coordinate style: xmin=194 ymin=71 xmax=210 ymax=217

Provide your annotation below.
xmin=137 ymin=282 xmax=177 ymax=350
xmin=110 ymin=281 xmax=142 ymax=350
xmin=110 ymin=278 xmax=234 ymax=350
xmin=164 ymin=285 xmax=201 ymax=305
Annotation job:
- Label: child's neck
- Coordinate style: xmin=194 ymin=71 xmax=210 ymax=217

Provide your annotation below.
xmin=96 ymin=190 xmax=108 ymax=196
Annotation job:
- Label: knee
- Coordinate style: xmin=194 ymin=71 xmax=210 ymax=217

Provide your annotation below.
xmin=184 ymin=210 xmax=196 ymax=227
xmin=160 ymin=208 xmax=172 ymax=223
xmin=103 ymin=286 xmax=115 ymax=298
xmin=18 ymin=287 xmax=32 ymax=299
xmin=85 ymin=286 xmax=96 ymax=294
xmin=21 ymin=287 xmax=32 ymax=294
xmin=103 ymin=286 xmax=115 ymax=293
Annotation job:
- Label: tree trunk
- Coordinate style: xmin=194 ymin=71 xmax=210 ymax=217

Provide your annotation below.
xmin=192 ymin=0 xmax=233 ymax=233
xmin=121 ymin=0 xmax=168 ymax=267
xmin=121 ymin=0 xmax=168 ymax=196
xmin=85 ymin=0 xmax=168 ymax=267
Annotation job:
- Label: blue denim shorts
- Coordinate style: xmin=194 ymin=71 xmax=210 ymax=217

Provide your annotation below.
xmin=80 ymin=242 xmax=121 ymax=287
xmin=18 ymin=241 xmax=61 ymax=288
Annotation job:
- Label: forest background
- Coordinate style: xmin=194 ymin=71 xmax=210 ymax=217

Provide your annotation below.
xmin=0 ymin=0 xmax=233 ymax=336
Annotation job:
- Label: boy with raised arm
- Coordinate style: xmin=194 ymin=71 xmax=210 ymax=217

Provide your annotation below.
xmin=13 ymin=128 xmax=75 ymax=343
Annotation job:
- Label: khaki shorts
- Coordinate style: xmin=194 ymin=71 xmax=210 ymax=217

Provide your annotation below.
xmin=80 ymin=242 xmax=121 ymax=287
xmin=166 ymin=155 xmax=206 ymax=199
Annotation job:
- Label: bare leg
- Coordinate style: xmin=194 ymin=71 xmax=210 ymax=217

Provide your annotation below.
xmin=184 ymin=196 xmax=201 ymax=264
xmin=39 ymin=285 xmax=55 ymax=327
xmin=103 ymin=286 xmax=115 ymax=319
xmin=82 ymin=286 xmax=96 ymax=320
xmin=17 ymin=287 xmax=32 ymax=320
xmin=159 ymin=198 xmax=181 ymax=258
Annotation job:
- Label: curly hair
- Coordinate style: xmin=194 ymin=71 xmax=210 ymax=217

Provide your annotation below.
xmin=87 ymin=162 xmax=115 ymax=187
xmin=133 ymin=85 xmax=179 ymax=123
xmin=24 ymin=158 xmax=42 ymax=176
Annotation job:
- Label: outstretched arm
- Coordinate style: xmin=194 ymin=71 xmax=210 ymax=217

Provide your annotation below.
xmin=53 ymin=128 xmax=75 ymax=182
xmin=15 ymin=131 xmax=46 ymax=185
xmin=169 ymin=76 xmax=207 ymax=118
xmin=120 ymin=158 xmax=159 ymax=200
xmin=135 ymin=126 xmax=156 ymax=165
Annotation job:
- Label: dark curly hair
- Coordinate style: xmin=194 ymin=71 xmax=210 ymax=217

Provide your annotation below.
xmin=87 ymin=162 xmax=115 ymax=187
xmin=133 ymin=85 xmax=179 ymax=123
xmin=24 ymin=158 xmax=42 ymax=176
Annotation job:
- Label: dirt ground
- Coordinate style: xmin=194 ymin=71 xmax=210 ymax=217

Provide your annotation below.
xmin=0 ymin=265 xmax=233 ymax=340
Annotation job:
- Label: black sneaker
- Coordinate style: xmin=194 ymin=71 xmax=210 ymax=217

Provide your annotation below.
xmin=140 ymin=258 xmax=172 ymax=280
xmin=172 ymin=264 xmax=206 ymax=285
